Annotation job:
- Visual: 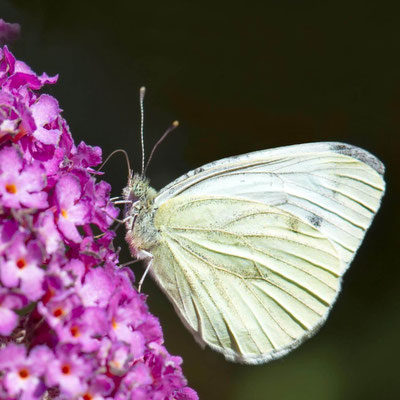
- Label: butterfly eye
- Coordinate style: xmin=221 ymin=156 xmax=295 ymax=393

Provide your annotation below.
xmin=128 ymin=191 xmax=140 ymax=202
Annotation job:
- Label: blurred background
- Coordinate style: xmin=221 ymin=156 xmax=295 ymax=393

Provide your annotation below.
xmin=1 ymin=1 xmax=399 ymax=399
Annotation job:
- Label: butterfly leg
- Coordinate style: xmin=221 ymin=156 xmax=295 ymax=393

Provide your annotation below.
xmin=113 ymin=215 xmax=134 ymax=225
xmin=137 ymin=250 xmax=153 ymax=293
xmin=102 ymin=208 xmax=132 ymax=225
xmin=111 ymin=214 xmax=134 ymax=234
xmin=118 ymin=259 xmax=142 ymax=268
xmin=113 ymin=200 xmax=133 ymax=205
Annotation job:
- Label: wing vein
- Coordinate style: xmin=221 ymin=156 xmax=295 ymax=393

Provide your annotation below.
xmin=171 ymin=226 xmax=339 ymax=277
xmin=168 ymin=230 xmax=330 ymax=314
xmin=164 ymin=239 xmax=226 ymax=349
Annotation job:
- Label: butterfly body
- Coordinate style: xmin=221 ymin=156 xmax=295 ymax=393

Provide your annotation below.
xmin=123 ymin=142 xmax=385 ymax=364
xmin=123 ymin=174 xmax=158 ymax=256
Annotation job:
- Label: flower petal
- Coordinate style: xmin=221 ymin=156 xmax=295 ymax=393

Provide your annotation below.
xmin=0 ymin=306 xmax=18 ymax=335
xmin=55 ymin=174 xmax=81 ymax=209
xmin=30 ymin=94 xmax=60 ymax=126
xmin=57 ymin=218 xmax=82 ymax=243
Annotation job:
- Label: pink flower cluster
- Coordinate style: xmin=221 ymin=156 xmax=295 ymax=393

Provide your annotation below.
xmin=0 ymin=44 xmax=197 ymax=400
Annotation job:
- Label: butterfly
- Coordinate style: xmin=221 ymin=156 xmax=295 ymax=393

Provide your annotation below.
xmin=120 ymin=90 xmax=385 ymax=364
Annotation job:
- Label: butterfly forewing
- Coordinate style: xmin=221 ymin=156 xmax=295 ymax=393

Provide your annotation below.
xmin=154 ymin=142 xmax=385 ymax=272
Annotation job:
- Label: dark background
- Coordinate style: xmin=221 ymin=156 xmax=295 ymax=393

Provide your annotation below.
xmin=2 ymin=1 xmax=399 ymax=399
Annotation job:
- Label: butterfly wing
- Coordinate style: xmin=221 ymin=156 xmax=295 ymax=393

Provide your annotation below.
xmin=155 ymin=142 xmax=385 ymax=273
xmin=151 ymin=196 xmax=341 ymax=363
xmin=149 ymin=142 xmax=385 ymax=363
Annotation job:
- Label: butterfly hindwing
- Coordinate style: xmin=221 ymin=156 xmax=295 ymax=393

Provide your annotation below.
xmin=150 ymin=196 xmax=342 ymax=363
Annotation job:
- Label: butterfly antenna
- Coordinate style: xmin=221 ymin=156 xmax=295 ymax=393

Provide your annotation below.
xmin=97 ymin=149 xmax=131 ymax=175
xmin=140 ymin=86 xmax=146 ymax=177
xmin=144 ymin=120 xmax=179 ymax=175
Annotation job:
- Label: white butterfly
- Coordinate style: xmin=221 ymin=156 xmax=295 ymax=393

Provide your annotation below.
xmin=120 ymin=91 xmax=385 ymax=364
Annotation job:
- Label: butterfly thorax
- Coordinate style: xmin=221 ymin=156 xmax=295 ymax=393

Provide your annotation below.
xmin=123 ymin=173 xmax=159 ymax=257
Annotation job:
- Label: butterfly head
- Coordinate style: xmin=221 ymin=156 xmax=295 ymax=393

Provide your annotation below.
xmin=123 ymin=173 xmax=156 ymax=203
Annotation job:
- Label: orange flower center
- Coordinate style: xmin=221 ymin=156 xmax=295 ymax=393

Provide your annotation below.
xmin=53 ymin=308 xmax=64 ymax=318
xmin=83 ymin=393 xmax=93 ymax=400
xmin=70 ymin=326 xmax=80 ymax=337
xmin=16 ymin=258 xmax=27 ymax=269
xmin=5 ymin=183 xmax=17 ymax=194
xmin=61 ymin=209 xmax=68 ymax=218
xmin=18 ymin=368 xmax=29 ymax=379
xmin=61 ymin=364 xmax=71 ymax=375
